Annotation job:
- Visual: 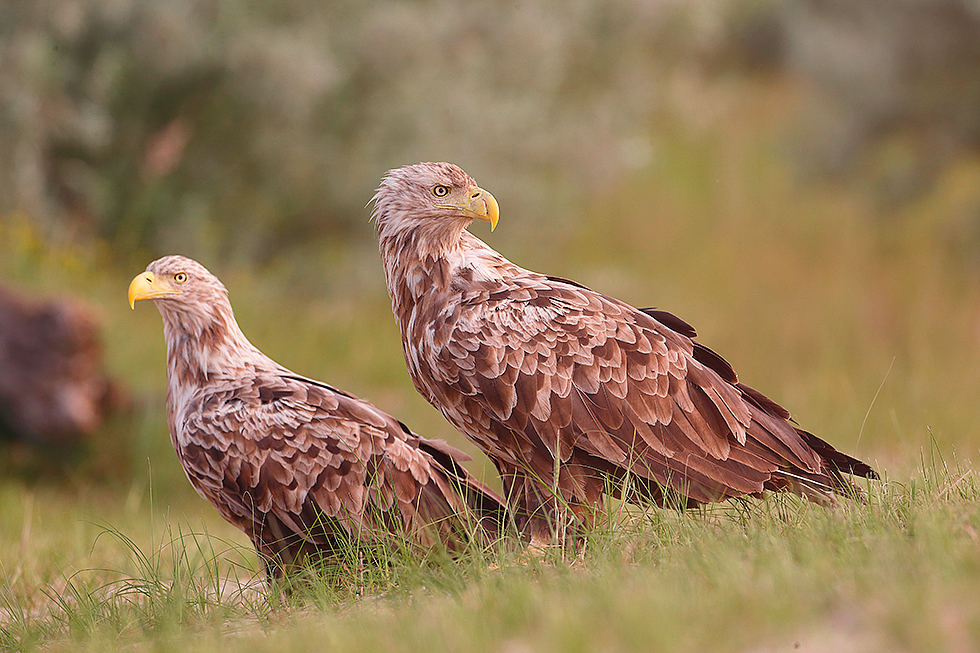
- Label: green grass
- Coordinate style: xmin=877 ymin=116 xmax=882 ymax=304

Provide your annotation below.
xmin=3 ymin=460 xmax=980 ymax=652
xmin=4 ymin=77 xmax=980 ymax=650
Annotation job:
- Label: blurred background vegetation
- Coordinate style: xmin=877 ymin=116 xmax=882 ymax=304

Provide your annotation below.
xmin=2 ymin=0 xmax=980 ymax=505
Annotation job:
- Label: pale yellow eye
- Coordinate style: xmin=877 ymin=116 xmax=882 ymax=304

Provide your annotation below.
xmin=174 ymin=272 xmax=188 ymax=284
xmin=432 ymin=185 xmax=450 ymax=197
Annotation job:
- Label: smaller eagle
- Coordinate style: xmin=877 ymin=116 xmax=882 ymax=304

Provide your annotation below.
xmin=129 ymin=255 xmax=505 ymax=578
xmin=372 ymin=162 xmax=878 ymax=543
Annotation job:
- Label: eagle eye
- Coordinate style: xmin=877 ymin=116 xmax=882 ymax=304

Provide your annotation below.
xmin=432 ymin=185 xmax=451 ymax=198
xmin=174 ymin=272 xmax=188 ymax=284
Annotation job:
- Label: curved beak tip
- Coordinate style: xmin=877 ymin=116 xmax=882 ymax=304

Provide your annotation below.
xmin=480 ymin=187 xmax=500 ymax=232
xmin=128 ymin=272 xmax=155 ymax=309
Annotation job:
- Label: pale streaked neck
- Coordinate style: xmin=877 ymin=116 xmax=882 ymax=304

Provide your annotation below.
xmin=159 ymin=301 xmax=258 ymax=388
xmin=386 ymin=224 xmax=508 ymax=300
xmin=378 ymin=220 xmax=464 ymax=314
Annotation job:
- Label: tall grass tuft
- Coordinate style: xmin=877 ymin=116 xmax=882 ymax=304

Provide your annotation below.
xmin=1 ymin=522 xmax=267 ymax=651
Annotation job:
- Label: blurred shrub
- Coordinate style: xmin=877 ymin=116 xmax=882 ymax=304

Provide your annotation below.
xmin=0 ymin=281 xmax=122 ymax=448
xmin=726 ymin=0 xmax=980 ymax=210
xmin=0 ymin=0 xmax=733 ymax=262
xmin=5 ymin=0 xmax=979 ymax=262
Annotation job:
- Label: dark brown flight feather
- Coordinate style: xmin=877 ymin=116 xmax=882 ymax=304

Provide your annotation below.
xmin=130 ymin=255 xmax=505 ymax=578
xmin=371 ymin=162 xmax=877 ymax=543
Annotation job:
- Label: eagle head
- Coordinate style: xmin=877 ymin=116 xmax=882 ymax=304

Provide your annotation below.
xmin=371 ymin=162 xmax=499 ymax=241
xmin=129 ymin=255 xmax=229 ymax=312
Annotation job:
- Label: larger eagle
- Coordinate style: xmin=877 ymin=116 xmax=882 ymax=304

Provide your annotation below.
xmin=129 ymin=255 xmax=505 ymax=578
xmin=372 ymin=162 xmax=877 ymax=543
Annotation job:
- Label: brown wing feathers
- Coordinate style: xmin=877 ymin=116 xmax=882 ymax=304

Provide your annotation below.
xmin=490 ymin=284 xmax=811 ymax=506
xmin=222 ymin=373 xmax=504 ymax=570
xmin=179 ymin=379 xmax=383 ymax=564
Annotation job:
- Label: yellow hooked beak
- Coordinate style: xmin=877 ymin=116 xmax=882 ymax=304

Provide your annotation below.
xmin=128 ymin=271 xmax=181 ymax=309
xmin=438 ymin=185 xmax=499 ymax=232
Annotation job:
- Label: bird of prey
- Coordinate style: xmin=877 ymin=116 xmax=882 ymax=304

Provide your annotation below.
xmin=129 ymin=255 xmax=505 ymax=578
xmin=372 ymin=162 xmax=877 ymax=543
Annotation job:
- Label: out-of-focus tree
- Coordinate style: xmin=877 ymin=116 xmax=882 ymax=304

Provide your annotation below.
xmin=0 ymin=0 xmax=723 ymax=261
xmin=725 ymin=0 xmax=980 ymax=208
xmin=4 ymin=0 xmax=980 ymax=262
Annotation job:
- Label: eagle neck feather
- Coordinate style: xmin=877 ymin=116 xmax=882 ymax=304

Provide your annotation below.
xmin=380 ymin=223 xmax=508 ymax=324
xmin=159 ymin=299 xmax=262 ymax=427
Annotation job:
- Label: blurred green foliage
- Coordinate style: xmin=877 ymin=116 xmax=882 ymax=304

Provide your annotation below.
xmin=0 ymin=0 xmax=729 ymax=261
xmin=5 ymin=0 xmax=980 ymax=260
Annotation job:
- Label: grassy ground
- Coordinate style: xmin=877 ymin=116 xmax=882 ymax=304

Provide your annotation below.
xmin=3 ymin=468 xmax=980 ymax=652
xmin=3 ymin=79 xmax=980 ymax=651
